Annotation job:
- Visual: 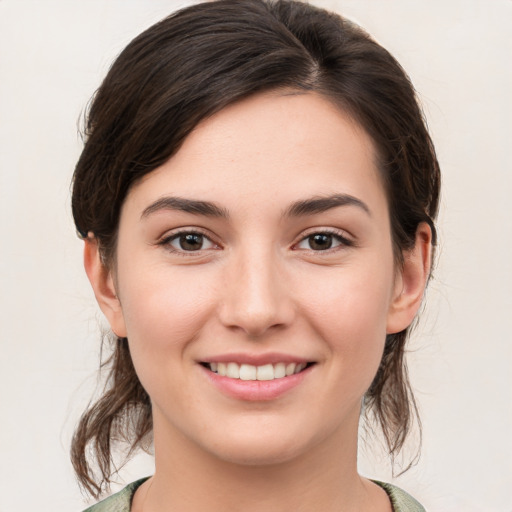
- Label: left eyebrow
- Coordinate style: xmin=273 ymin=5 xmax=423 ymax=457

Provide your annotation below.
xmin=284 ymin=194 xmax=371 ymax=218
xmin=141 ymin=196 xmax=229 ymax=219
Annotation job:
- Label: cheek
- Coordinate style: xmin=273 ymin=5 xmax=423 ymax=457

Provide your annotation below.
xmin=299 ymin=259 xmax=395 ymax=376
xmin=115 ymin=261 xmax=219 ymax=369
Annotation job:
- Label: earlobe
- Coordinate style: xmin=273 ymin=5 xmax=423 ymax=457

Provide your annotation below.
xmin=83 ymin=235 xmax=127 ymax=338
xmin=386 ymin=223 xmax=433 ymax=334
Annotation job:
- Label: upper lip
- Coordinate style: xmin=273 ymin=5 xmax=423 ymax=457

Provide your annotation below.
xmin=199 ymin=352 xmax=313 ymax=366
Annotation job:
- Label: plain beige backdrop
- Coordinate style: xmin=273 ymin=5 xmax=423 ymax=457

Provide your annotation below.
xmin=0 ymin=1 xmax=511 ymax=510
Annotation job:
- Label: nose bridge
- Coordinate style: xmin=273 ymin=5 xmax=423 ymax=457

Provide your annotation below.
xmin=218 ymin=240 xmax=293 ymax=337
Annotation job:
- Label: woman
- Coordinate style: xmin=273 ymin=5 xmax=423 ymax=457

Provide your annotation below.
xmin=71 ymin=0 xmax=440 ymax=510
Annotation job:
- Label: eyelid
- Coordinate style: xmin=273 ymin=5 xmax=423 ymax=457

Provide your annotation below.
xmin=156 ymin=226 xmax=354 ymax=255
xmin=292 ymin=227 xmax=355 ymax=251
xmin=158 ymin=227 xmax=222 ymax=255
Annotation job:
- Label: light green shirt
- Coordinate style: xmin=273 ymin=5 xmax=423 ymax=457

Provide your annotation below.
xmin=83 ymin=477 xmax=425 ymax=512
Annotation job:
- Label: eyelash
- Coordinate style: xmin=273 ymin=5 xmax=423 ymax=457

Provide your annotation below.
xmin=158 ymin=229 xmax=220 ymax=256
xmin=158 ymin=228 xmax=354 ymax=256
xmin=293 ymin=228 xmax=354 ymax=253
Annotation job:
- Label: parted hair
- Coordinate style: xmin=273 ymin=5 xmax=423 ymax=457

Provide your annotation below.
xmin=71 ymin=0 xmax=440 ymax=498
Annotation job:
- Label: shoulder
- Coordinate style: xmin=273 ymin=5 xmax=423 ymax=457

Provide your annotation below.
xmin=373 ymin=480 xmax=426 ymax=512
xmin=82 ymin=478 xmax=149 ymax=512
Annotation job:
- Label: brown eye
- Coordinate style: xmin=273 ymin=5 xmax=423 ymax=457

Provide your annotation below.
xmin=167 ymin=232 xmax=216 ymax=252
xmin=179 ymin=233 xmax=203 ymax=251
xmin=295 ymin=231 xmax=352 ymax=252
xmin=308 ymin=233 xmax=334 ymax=250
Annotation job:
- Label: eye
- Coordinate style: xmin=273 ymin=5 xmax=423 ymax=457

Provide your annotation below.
xmin=164 ymin=231 xmax=217 ymax=252
xmin=295 ymin=231 xmax=352 ymax=251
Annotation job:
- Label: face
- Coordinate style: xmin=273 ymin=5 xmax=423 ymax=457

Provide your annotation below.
xmin=91 ymin=92 xmax=424 ymax=468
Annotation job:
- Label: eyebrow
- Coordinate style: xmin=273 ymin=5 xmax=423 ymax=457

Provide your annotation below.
xmin=141 ymin=197 xmax=229 ymax=219
xmin=141 ymin=193 xmax=370 ymax=220
xmin=284 ymin=194 xmax=371 ymax=217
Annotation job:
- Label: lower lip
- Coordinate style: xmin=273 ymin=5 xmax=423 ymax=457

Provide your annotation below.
xmin=200 ymin=365 xmax=313 ymax=401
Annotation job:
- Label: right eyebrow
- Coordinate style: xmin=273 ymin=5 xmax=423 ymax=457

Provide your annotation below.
xmin=141 ymin=196 xmax=229 ymax=220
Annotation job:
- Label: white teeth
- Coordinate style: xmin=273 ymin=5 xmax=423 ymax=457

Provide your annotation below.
xmin=295 ymin=363 xmax=306 ymax=374
xmin=256 ymin=364 xmax=274 ymax=381
xmin=217 ymin=362 xmax=227 ymax=376
xmin=239 ymin=364 xmax=257 ymax=380
xmin=207 ymin=361 xmax=309 ymax=380
xmin=226 ymin=362 xmax=240 ymax=379
xmin=285 ymin=363 xmax=296 ymax=376
xmin=274 ymin=362 xmax=286 ymax=379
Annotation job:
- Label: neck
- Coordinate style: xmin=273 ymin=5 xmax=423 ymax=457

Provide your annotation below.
xmin=135 ymin=412 xmax=382 ymax=512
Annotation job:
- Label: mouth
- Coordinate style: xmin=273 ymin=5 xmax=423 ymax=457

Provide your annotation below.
xmin=200 ymin=361 xmax=315 ymax=381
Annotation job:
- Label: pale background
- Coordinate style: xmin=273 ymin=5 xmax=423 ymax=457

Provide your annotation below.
xmin=0 ymin=1 xmax=510 ymax=510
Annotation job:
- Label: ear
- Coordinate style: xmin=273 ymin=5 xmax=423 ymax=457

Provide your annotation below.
xmin=387 ymin=223 xmax=433 ymax=334
xmin=83 ymin=235 xmax=127 ymax=338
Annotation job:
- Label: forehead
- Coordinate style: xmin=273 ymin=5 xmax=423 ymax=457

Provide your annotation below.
xmin=125 ymin=91 xmax=386 ymax=217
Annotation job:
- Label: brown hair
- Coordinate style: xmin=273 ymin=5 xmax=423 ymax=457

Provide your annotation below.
xmin=71 ymin=0 xmax=440 ymax=498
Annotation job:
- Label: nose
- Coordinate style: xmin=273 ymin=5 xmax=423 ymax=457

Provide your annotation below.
xmin=218 ymin=246 xmax=295 ymax=338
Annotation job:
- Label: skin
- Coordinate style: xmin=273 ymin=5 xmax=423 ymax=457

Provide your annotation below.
xmin=85 ymin=91 xmax=431 ymax=511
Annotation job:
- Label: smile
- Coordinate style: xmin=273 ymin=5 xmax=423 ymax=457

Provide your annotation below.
xmin=204 ymin=362 xmax=310 ymax=381
xmin=200 ymin=358 xmax=315 ymax=400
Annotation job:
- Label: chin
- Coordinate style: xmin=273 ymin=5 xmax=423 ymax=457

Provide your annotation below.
xmin=192 ymin=414 xmax=338 ymax=469
xmin=207 ymin=436 xmax=310 ymax=467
